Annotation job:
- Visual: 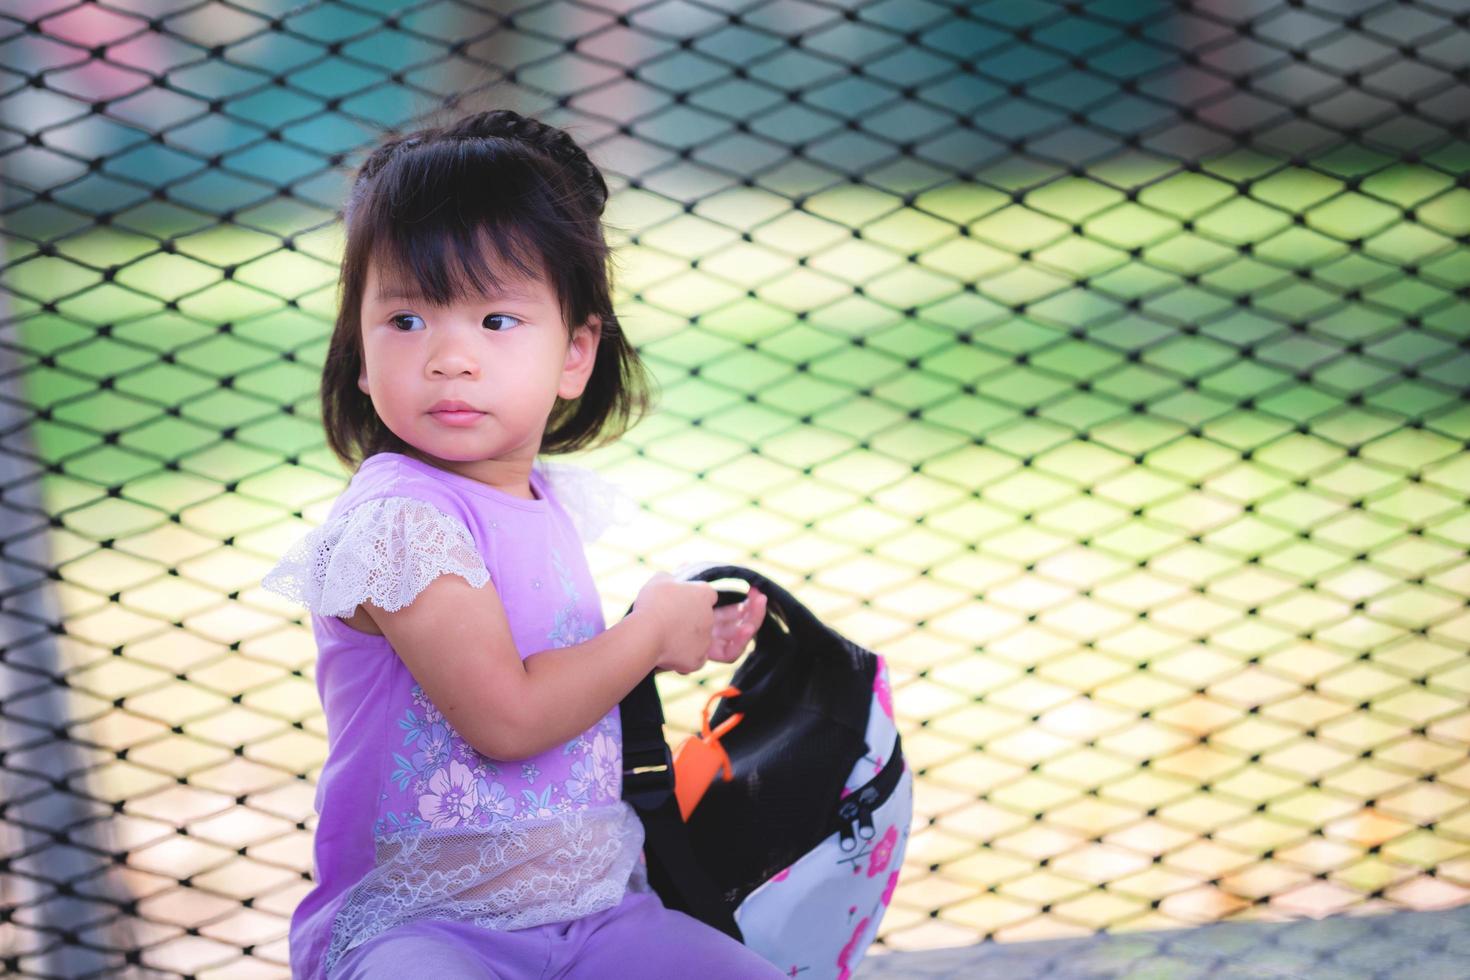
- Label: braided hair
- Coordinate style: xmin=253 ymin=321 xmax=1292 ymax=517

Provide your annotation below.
xmin=344 ymin=110 xmax=610 ymax=227
xmin=444 ymin=110 xmax=610 ymax=215
xmin=321 ymin=108 xmax=652 ymax=470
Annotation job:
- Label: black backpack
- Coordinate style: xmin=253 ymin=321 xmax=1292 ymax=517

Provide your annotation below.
xmin=620 ymin=564 xmax=912 ymax=979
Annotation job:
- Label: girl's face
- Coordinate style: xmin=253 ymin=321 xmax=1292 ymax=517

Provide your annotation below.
xmin=356 ymin=254 xmax=599 ymax=491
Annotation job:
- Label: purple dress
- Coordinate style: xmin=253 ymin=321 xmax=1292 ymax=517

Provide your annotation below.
xmin=261 ymin=452 xmax=649 ymax=980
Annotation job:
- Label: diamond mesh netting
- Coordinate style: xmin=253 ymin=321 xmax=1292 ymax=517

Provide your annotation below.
xmin=1 ymin=1 xmax=1468 ymax=977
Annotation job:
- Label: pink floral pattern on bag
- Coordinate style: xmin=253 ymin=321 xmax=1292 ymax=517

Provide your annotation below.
xmin=867 ymin=825 xmax=897 ymax=877
xmin=874 ymin=658 xmax=893 ymax=720
xmin=881 ymin=869 xmax=900 ymax=907
xmin=836 ymin=916 xmax=870 ymax=980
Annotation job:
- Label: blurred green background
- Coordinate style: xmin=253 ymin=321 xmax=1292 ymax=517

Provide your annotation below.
xmin=1 ymin=1 xmax=1467 ymax=977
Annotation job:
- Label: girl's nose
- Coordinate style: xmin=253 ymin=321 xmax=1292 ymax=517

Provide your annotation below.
xmin=427 ymin=338 xmax=479 ymax=378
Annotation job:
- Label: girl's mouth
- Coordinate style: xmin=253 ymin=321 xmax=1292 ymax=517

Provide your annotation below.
xmin=429 ymin=410 xmax=485 ymax=426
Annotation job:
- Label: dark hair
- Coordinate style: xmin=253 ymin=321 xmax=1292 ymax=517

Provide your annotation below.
xmin=320 ymin=107 xmax=654 ymax=471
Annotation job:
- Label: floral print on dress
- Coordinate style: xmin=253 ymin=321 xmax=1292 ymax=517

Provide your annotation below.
xmin=547 ymin=548 xmax=598 ymax=649
xmin=420 ymin=723 xmax=455 ymax=770
xmin=521 ymin=786 xmax=557 ymax=818
xmin=379 ymin=694 xmax=621 ymax=836
xmin=374 ymin=810 xmax=427 ymax=836
xmin=563 ymin=729 xmax=620 ymax=804
xmin=475 ymin=778 xmax=516 ymax=823
xmin=419 ymin=759 xmax=479 ymax=829
xmin=563 ymin=755 xmax=598 ymax=806
xmin=374 ymin=547 xmax=621 ymax=839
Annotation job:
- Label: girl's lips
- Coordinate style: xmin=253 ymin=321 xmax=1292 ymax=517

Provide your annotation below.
xmin=429 ymin=410 xmax=485 ymax=427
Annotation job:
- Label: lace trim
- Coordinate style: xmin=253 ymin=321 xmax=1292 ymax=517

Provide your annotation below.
xmin=324 ymin=803 xmax=646 ymax=975
xmin=261 ymin=496 xmax=490 ymax=617
xmin=539 ymin=460 xmax=637 ymax=544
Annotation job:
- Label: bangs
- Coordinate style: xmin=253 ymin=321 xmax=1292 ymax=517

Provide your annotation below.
xmin=352 ymin=139 xmax=584 ymax=309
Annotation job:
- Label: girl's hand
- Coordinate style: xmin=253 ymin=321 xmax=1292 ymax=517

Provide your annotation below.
xmin=633 ymin=572 xmax=718 ymax=675
xmin=707 ymin=586 xmax=766 ymax=664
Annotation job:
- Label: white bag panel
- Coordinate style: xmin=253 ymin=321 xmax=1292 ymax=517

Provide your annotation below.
xmin=847 ymin=655 xmax=900 ymax=796
xmin=734 ymin=762 xmax=914 ymax=980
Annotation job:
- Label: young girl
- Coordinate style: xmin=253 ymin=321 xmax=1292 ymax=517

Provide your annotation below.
xmin=261 ymin=108 xmax=780 ymax=979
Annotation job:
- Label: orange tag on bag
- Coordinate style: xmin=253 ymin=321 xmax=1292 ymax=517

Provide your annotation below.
xmin=672 ymin=685 xmax=743 ymax=821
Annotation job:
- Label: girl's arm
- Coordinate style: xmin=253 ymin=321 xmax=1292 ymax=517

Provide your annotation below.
xmin=360 ymin=571 xmax=764 ymax=760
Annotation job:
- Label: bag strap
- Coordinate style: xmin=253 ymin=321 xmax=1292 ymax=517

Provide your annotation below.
xmin=677 ymin=563 xmax=828 ymax=644
xmin=621 ymin=670 xmax=742 ymax=941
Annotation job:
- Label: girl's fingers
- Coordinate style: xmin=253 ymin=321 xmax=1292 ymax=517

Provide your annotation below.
xmin=712 ymin=589 xmax=764 ymax=631
xmin=712 ymin=587 xmax=762 ymax=625
xmin=709 ymin=588 xmax=766 ymax=662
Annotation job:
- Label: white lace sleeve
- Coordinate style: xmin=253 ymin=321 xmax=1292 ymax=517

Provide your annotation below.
xmin=538 ymin=460 xmax=637 ymax=544
xmin=261 ymin=495 xmax=490 ymax=617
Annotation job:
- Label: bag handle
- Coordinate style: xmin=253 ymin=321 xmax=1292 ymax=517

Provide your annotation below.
xmin=675 ymin=562 xmax=827 ymax=644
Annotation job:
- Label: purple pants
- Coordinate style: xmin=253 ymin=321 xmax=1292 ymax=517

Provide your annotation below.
xmin=327 ymin=886 xmax=788 ymax=979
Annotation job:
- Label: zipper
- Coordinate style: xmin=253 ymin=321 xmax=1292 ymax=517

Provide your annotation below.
xmin=833 ymin=737 xmax=903 ymax=852
xmin=837 ymin=784 xmax=880 ymax=851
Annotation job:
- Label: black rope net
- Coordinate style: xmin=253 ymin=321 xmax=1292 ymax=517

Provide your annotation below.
xmin=1 ymin=1 xmax=1468 ymax=977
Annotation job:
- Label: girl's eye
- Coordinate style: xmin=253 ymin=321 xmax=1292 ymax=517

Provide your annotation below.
xmin=389 ymin=314 xmax=424 ymax=331
xmin=483 ymin=314 xmax=521 ymax=332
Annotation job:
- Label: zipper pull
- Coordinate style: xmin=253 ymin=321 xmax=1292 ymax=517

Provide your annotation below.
xmin=855 ymin=786 xmax=878 ymax=841
xmin=836 ymin=794 xmax=862 ymax=851
xmin=837 ymin=785 xmax=881 ymax=850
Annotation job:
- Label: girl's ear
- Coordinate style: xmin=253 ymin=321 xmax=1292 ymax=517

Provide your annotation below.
xmin=357 ymin=367 xmax=370 ymax=395
xmin=558 ymin=314 xmax=602 ymax=400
